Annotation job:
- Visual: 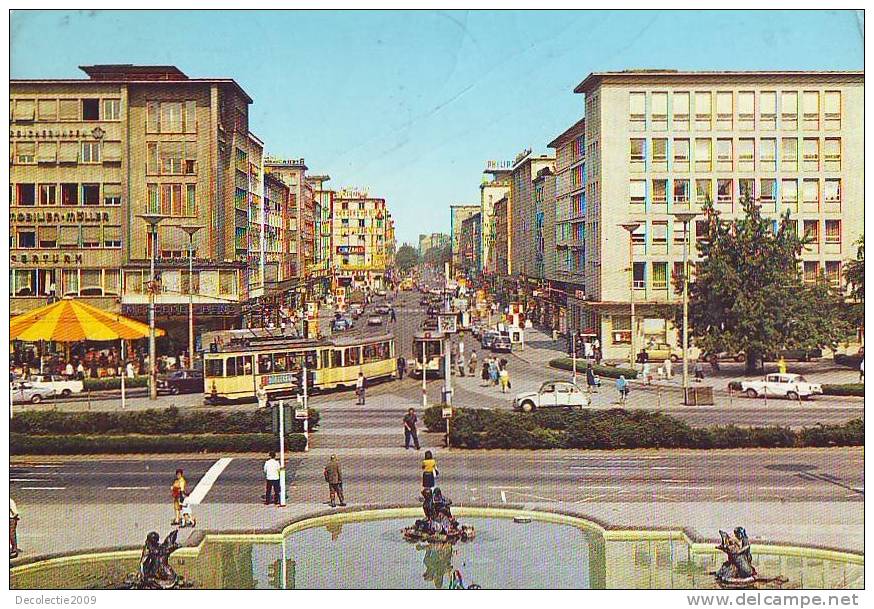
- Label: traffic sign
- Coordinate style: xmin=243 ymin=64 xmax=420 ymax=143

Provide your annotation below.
xmin=442 ymin=407 xmax=453 ymax=419
xmin=295 ymin=406 xmax=308 ymax=420
xmin=438 ymin=312 xmax=457 ymax=334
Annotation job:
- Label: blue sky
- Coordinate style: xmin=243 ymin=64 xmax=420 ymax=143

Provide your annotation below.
xmin=11 ymin=10 xmax=863 ymax=245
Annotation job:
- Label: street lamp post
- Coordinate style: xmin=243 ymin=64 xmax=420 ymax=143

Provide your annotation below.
xmin=177 ymin=225 xmax=204 ymax=370
xmin=139 ymin=214 xmax=165 ymax=401
xmin=671 ymin=210 xmax=700 ymax=396
xmin=619 ymin=221 xmax=642 ymax=369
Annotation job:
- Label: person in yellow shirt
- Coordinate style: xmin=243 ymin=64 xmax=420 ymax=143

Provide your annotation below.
xmin=171 ymin=469 xmax=187 ymax=526
xmin=422 ymin=451 xmax=438 ymax=489
xmin=777 ymin=356 xmax=787 ymax=375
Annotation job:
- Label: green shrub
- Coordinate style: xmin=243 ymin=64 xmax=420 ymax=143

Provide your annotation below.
xmin=748 ymin=426 xmax=797 ymax=448
xmin=424 ymin=405 xmax=445 ymax=432
xmin=797 ymin=419 xmax=863 ymax=447
xmin=10 ymin=432 xmax=308 ymax=455
xmin=82 ymin=377 xmax=149 ymax=391
xmin=822 ymin=384 xmax=865 ymax=397
xmin=549 ymin=359 xmax=638 ymax=379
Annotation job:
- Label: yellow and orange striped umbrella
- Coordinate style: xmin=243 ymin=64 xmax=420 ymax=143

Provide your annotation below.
xmin=10 ymin=298 xmax=165 ymax=342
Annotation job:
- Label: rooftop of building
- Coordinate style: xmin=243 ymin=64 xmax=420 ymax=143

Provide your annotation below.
xmin=548 ymin=116 xmax=586 ymax=148
xmin=11 ymin=64 xmax=253 ymax=103
xmin=574 ymin=68 xmax=865 ymax=94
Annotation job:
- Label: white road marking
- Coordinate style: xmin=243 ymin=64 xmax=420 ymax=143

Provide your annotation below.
xmin=107 ymin=486 xmax=151 ymax=490
xmin=10 ymin=478 xmax=49 ymax=482
xmin=650 ymin=466 xmax=681 ymax=470
xmin=186 ymin=457 xmax=233 ymax=505
xmin=659 ymin=479 xmax=692 ymax=483
xmin=500 ymin=490 xmax=507 ymax=504
xmin=20 ymin=487 xmax=66 ymax=490
xmin=487 ymin=485 xmax=531 ymax=490
xmin=580 ymin=485 xmax=623 ymax=490
xmin=759 ymin=486 xmax=805 ymax=491
xmin=665 ymin=486 xmax=714 ymax=490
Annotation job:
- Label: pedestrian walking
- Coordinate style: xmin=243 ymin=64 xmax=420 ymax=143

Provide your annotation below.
xmin=390 ymin=307 xmax=397 ymax=323
xmin=397 ymin=356 xmax=406 ymax=380
xmin=586 ymin=363 xmax=598 ymax=393
xmin=499 ymin=367 xmax=510 ymax=393
xmin=457 ymin=352 xmax=466 ymax=377
xmin=468 ymin=350 xmax=478 ymax=375
xmin=323 ymin=455 xmax=346 ymax=507
xmin=694 ymin=359 xmax=705 ymax=382
xmin=616 ymin=375 xmax=630 ymax=405
xmin=355 ymin=372 xmax=366 ymax=405
xmin=170 ymin=469 xmax=187 ymax=525
xmin=10 ymin=498 xmax=20 ymax=559
xmin=489 ymin=359 xmax=499 ymax=386
xmin=663 ymin=356 xmax=672 ymax=380
xmin=263 ymin=451 xmax=281 ymax=505
xmin=179 ymin=493 xmax=196 ymax=528
xmin=403 ymin=408 xmax=421 ymax=450
xmin=481 ymin=361 xmax=490 ymax=386
xmin=422 ymin=450 xmax=438 ymax=489
xmin=777 ymin=356 xmax=787 ymax=375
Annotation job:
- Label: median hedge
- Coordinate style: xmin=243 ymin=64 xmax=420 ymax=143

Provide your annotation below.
xmin=10 ymin=406 xmax=320 ymax=436
xmin=10 ymin=432 xmax=308 ymax=455
xmin=549 ymin=359 xmax=638 ymax=379
xmin=423 ymin=406 xmax=863 ymax=450
xmin=82 ymin=376 xmax=149 ymax=391
xmin=727 ymin=381 xmax=864 ymax=397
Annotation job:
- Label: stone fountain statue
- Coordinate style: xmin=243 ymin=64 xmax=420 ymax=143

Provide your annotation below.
xmin=715 ymin=527 xmax=786 ymax=589
xmin=123 ymin=530 xmax=186 ymax=589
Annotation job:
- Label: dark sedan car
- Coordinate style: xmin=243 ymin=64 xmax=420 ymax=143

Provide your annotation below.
xmin=157 ymin=369 xmax=204 ymax=395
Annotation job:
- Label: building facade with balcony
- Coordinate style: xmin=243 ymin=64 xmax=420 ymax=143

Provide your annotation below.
xmin=10 ymin=64 xmax=256 ymax=338
xmin=573 ymin=69 xmax=864 ymax=361
xmin=332 ymin=189 xmax=392 ymax=291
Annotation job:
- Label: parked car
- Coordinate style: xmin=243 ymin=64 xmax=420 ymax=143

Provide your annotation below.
xmin=28 ymin=374 xmax=84 ymax=397
xmin=157 ymin=369 xmax=204 ymax=395
xmin=492 ymin=336 xmax=512 ymax=353
xmin=367 ymin=316 xmax=384 ymax=326
xmin=374 ymin=305 xmax=391 ymax=315
xmin=705 ymin=350 xmax=747 ymax=364
xmin=739 ymin=373 xmax=823 ymax=400
xmin=513 ymin=381 xmax=591 ymax=413
xmin=332 ymin=317 xmax=354 ymax=332
xmin=643 ymin=342 xmax=681 ymax=362
xmin=349 ymin=303 xmax=365 ymax=319
xmin=11 ymin=382 xmax=56 ymax=404
xmin=481 ymin=330 xmax=499 ymax=350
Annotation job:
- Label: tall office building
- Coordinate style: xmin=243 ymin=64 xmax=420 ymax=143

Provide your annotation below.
xmin=449 ymin=204 xmax=480 ymax=275
xmin=332 ymin=189 xmax=392 ymax=291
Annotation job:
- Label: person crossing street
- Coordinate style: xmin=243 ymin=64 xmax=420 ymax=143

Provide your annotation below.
xmin=263 ymin=451 xmax=281 ymax=505
xmin=324 ymin=455 xmax=346 ymax=508
xmin=403 ymin=408 xmax=421 ymax=450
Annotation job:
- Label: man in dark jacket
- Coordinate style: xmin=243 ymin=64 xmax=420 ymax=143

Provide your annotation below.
xmin=403 ymin=408 xmax=420 ymax=450
xmin=323 ymin=455 xmax=346 ymax=508
xmin=397 ymin=356 xmax=406 ymax=380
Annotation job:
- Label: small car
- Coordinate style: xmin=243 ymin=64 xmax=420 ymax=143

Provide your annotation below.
xmin=157 ymin=369 xmax=204 ymax=395
xmin=513 ymin=381 xmax=591 ymax=413
xmin=28 ymin=374 xmax=84 ymax=397
xmin=374 ymin=305 xmax=391 ymax=315
xmin=739 ymin=373 xmax=823 ymax=400
xmin=331 ymin=317 xmax=354 ymax=332
xmin=11 ymin=382 xmax=56 ymax=404
xmin=643 ymin=342 xmax=681 ymax=362
xmin=492 ymin=336 xmax=512 ymax=353
xmin=481 ymin=330 xmax=499 ymax=350
xmin=367 ymin=316 xmax=384 ymax=326
xmin=348 ymin=303 xmax=364 ymax=319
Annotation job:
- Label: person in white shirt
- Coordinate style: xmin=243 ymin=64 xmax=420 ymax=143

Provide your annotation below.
xmin=10 ymin=497 xmax=20 ymax=558
xmin=263 ymin=452 xmax=281 ymax=505
xmin=65 ymin=362 xmax=74 ymax=378
xmin=355 ymin=373 xmax=366 ymax=405
xmin=126 ymin=361 xmax=135 ymax=379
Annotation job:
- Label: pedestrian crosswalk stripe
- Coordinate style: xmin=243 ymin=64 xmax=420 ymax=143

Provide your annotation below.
xmin=187 ymin=457 xmax=233 ymax=505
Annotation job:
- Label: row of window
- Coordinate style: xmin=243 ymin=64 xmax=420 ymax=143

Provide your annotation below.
xmin=628 ymin=90 xmax=843 ymax=131
xmin=629 ymin=177 xmax=842 ymax=207
xmin=146 ymin=183 xmax=198 ymax=217
xmin=627 ymin=218 xmax=843 ymax=246
xmin=629 ymin=259 xmax=842 ymax=289
xmin=11 ymin=225 xmax=122 ymax=249
xmin=12 ymin=140 xmax=121 ymax=164
xmin=11 ymin=98 xmax=121 ymax=122
xmin=9 ymin=268 xmax=239 ymax=298
xmin=12 ymin=182 xmax=122 ymax=207
xmin=146 ymin=141 xmax=198 ymax=175
xmin=629 ymin=137 xmax=842 ymax=173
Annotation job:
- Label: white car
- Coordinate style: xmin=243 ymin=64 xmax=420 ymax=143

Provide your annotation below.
xmin=367 ymin=316 xmax=384 ymax=326
xmin=739 ymin=373 xmax=823 ymax=400
xmin=513 ymin=381 xmax=591 ymax=412
xmin=11 ymin=382 xmax=57 ymax=404
xmin=28 ymin=374 xmax=84 ymax=397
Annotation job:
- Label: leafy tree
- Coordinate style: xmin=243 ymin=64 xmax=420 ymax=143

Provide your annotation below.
xmin=395 ymin=243 xmax=419 ymax=274
xmin=843 ymin=234 xmax=864 ymax=334
xmin=683 ymin=194 xmax=853 ymax=373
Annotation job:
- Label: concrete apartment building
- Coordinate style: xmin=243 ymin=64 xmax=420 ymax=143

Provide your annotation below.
xmin=332 ymin=189 xmax=392 ymax=291
xmin=10 ymin=64 xmax=259 ymax=335
xmin=508 ymin=150 xmax=555 ymax=299
xmin=493 ymin=196 xmax=509 ymax=277
xmin=459 ymin=211 xmax=482 ymax=277
xmin=449 ymin=204 xmax=480 ymax=275
xmin=480 ymin=161 xmax=512 ymax=274
xmin=308 ymin=174 xmax=334 ymax=297
xmin=258 ymin=171 xmax=292 ymax=294
xmin=548 ymin=117 xmax=587 ymax=334
xmin=418 ymin=232 xmax=449 ymax=259
xmin=573 ymin=69 xmax=864 ymax=361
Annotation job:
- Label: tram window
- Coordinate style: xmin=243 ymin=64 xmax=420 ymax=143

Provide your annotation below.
xmin=258 ymin=354 xmax=273 ymax=374
xmin=319 ymin=349 xmax=331 ymax=369
xmin=303 ymin=350 xmax=317 ymax=369
xmin=346 ymin=347 xmax=361 ymax=366
xmin=363 ymin=344 xmax=378 ymax=363
xmin=378 ymin=341 xmax=389 ymax=359
xmin=331 ymin=350 xmax=343 ymax=368
xmin=273 ymin=353 xmax=288 ymax=372
xmin=226 ymin=357 xmax=237 ymax=377
xmin=241 ymin=356 xmax=252 ymax=375
xmin=205 ymin=358 xmax=224 ymax=377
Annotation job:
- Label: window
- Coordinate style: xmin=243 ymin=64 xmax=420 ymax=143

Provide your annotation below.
xmin=38 ymin=226 xmax=58 ymax=248
xmin=737 ymin=91 xmax=754 ymax=130
xmin=17 ymin=229 xmax=36 ymax=248
xmin=781 ymin=138 xmax=798 ymax=171
xmin=824 ymin=91 xmax=841 ymax=130
xmin=12 ymin=270 xmax=35 ymax=296
xmin=652 ymin=223 xmax=668 ymax=245
xmin=161 ymin=184 xmax=184 ymax=216
xmin=37 ymin=99 xmax=58 ymax=120
xmin=13 ymin=99 xmax=35 ymax=121
xmin=824 ymin=179 xmax=841 ymax=203
xmin=102 ymin=99 xmax=120 ymax=120
xmin=716 ymin=139 xmax=733 ymax=171
xmin=59 ymin=226 xmax=80 ymax=248
xmin=825 ymin=261 xmax=841 ymax=287
xmin=652 ymin=261 xmax=668 ymax=289
xmin=759 ymin=138 xmax=776 ymax=171
xmin=103 ymin=226 xmax=122 ymax=248
xmin=803 ymin=261 xmax=819 ymax=284
xmin=673 ymin=139 xmax=690 ymax=171
xmin=802 ymin=179 xmax=819 ymax=205
xmin=716 ymin=179 xmax=733 ymax=204
xmin=184 ymin=141 xmax=197 ymax=174
xmin=696 ymin=220 xmax=709 ymax=245
xmin=81 ymin=99 xmax=99 ymax=121
xmin=629 ymin=139 xmax=645 ymax=167
xmin=160 ymin=141 xmax=184 ymax=174
xmin=694 ymin=138 xmax=711 ymax=171
xmin=695 ymin=179 xmax=712 ymax=204
xmin=58 ymin=99 xmax=78 ymax=121
xmin=673 ymin=221 xmax=687 ymax=244
xmin=103 ymin=141 xmax=121 ymax=162
xmin=147 ymin=184 xmax=160 ymax=214
xmin=652 ymin=179 xmax=667 ymax=204
xmin=715 ymin=91 xmax=732 ymax=130
xmin=759 ymin=91 xmax=777 ymax=130
xmin=147 ymin=142 xmax=158 ymax=174
xmin=803 ymin=219 xmax=819 ymax=242
xmin=695 ymin=91 xmax=711 ymax=130
xmin=824 ymin=220 xmax=841 ymax=244
xmin=632 ymin=261 xmax=646 ymax=288
xmin=651 ymin=92 xmax=667 ymax=130
xmin=81 ymin=184 xmax=100 ymax=206
xmin=81 ymin=141 xmax=100 ymax=163
xmin=103 ymin=183 xmax=122 ymax=206
xmin=219 ymin=270 xmax=237 ymax=295
xmin=737 ymin=138 xmax=754 ymax=171
xmin=824 ymin=138 xmax=841 ymax=171
xmin=629 ymin=92 xmax=646 ymax=131
xmin=161 ymin=102 xmax=183 ymax=132
xmin=781 ymin=179 xmax=797 ymax=204
xmin=673 ymin=179 xmax=690 ymax=203
xmin=146 ymin=102 xmax=159 ymax=132
xmin=802 ymin=91 xmax=819 ymax=130
xmin=58 ymin=141 xmax=79 ymax=163
xmin=738 ymin=179 xmax=754 ymax=201
xmin=81 ymin=227 xmax=100 ymax=248
xmin=612 ymin=316 xmax=631 ymax=344
xmin=781 ymin=91 xmax=798 ymax=130
xmin=673 ymin=92 xmax=690 ymax=130
xmin=37 ymin=142 xmax=57 ymax=163
xmin=184 ymin=100 xmax=196 ymax=132
xmin=802 ymin=138 xmax=819 ymax=171
xmin=760 ymin=178 xmax=776 ymax=202
xmin=186 ymin=184 xmax=196 ymax=216
xmin=630 ymin=180 xmax=646 ymax=206
xmin=39 ymin=184 xmax=57 ymax=206
xmin=651 ymin=138 xmax=667 ymax=171
xmin=104 ymin=269 xmax=120 ymax=295
xmin=16 ymin=142 xmax=35 ymax=164
xmin=631 ymin=224 xmax=646 ymax=245
xmin=16 ymin=184 xmax=35 ymax=206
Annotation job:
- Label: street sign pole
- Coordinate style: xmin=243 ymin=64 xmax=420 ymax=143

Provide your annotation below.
xmin=421 ymin=341 xmax=428 ymax=408
xmin=302 ymin=363 xmax=309 ymax=452
xmin=278 ymin=399 xmax=287 ymax=507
